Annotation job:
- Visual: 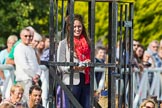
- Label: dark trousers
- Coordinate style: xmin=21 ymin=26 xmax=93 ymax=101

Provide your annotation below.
xmin=65 ymin=73 xmax=90 ymax=108
xmin=95 ymin=72 xmax=103 ymax=87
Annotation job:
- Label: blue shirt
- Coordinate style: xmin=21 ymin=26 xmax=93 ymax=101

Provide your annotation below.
xmin=153 ymin=53 xmax=162 ymax=67
xmin=40 ymin=48 xmax=49 ymax=61
xmin=0 ymin=49 xmax=9 ymax=64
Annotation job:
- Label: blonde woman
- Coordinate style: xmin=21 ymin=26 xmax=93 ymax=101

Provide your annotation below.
xmin=0 ymin=35 xmax=18 ymax=80
xmin=139 ymin=98 xmax=157 ymax=108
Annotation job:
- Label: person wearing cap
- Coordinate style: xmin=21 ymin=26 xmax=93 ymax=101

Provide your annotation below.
xmin=14 ymin=28 xmax=42 ymax=102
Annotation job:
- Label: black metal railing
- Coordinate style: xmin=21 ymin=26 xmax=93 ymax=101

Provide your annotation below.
xmin=44 ymin=0 xmax=134 ymax=108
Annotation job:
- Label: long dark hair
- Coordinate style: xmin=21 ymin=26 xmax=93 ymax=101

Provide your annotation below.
xmin=65 ymin=14 xmax=91 ymax=46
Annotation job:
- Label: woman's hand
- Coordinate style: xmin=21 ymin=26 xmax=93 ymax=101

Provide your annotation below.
xmin=74 ymin=66 xmax=85 ymax=71
xmin=74 ymin=59 xmax=91 ymax=71
xmin=84 ymin=59 xmax=91 ymax=63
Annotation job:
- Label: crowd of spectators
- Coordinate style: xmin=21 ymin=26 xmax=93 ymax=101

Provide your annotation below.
xmin=0 ymin=21 xmax=105 ymax=108
xmin=0 ymin=26 xmax=49 ymax=108
xmin=132 ymin=39 xmax=162 ymax=108
xmin=0 ymin=20 xmax=162 ymax=108
xmin=132 ymin=39 xmax=162 ymax=70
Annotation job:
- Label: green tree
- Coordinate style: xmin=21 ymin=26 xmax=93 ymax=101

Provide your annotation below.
xmin=0 ymin=1 xmax=110 ymax=47
xmin=1 ymin=0 xmax=161 ymax=49
xmin=0 ymin=0 xmax=49 ymax=46
xmin=58 ymin=1 xmax=109 ymax=45
xmin=134 ymin=0 xmax=162 ymax=47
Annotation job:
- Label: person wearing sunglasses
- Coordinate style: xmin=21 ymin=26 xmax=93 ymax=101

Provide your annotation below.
xmin=14 ymin=28 xmax=42 ymax=102
xmin=6 ymin=26 xmax=41 ymax=65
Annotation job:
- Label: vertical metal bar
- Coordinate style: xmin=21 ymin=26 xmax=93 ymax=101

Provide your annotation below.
xmin=59 ymin=0 xmax=64 ymax=107
xmin=88 ymin=2 xmax=91 ymax=37
xmin=89 ymin=0 xmax=95 ymax=108
xmin=108 ymin=1 xmax=117 ymax=108
xmin=69 ymin=0 xmax=74 ymax=107
xmin=49 ymin=1 xmax=55 ymax=62
xmin=123 ymin=4 xmax=128 ymax=108
xmin=54 ymin=0 xmax=58 ymax=107
xmin=61 ymin=0 xmax=65 ymax=40
xmin=128 ymin=3 xmax=134 ymax=108
xmin=118 ymin=4 xmax=123 ymax=108
xmin=69 ymin=0 xmax=74 ymax=89
xmin=55 ymin=0 xmax=58 ymax=41
xmin=49 ymin=0 xmax=55 ymax=107
xmin=54 ymin=0 xmax=58 ymax=67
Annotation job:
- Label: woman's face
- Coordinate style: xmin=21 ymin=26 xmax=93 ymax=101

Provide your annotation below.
xmin=7 ymin=40 xmax=16 ymax=50
xmin=143 ymin=53 xmax=151 ymax=62
xmin=11 ymin=88 xmax=24 ymax=103
xmin=96 ymin=49 xmax=106 ymax=60
xmin=37 ymin=40 xmax=45 ymax=50
xmin=74 ymin=20 xmax=83 ymax=38
xmin=136 ymin=47 xmax=144 ymax=57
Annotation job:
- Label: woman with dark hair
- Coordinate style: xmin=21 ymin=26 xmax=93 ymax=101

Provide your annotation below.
xmin=135 ymin=45 xmax=145 ymax=64
xmin=57 ymin=14 xmax=91 ymax=108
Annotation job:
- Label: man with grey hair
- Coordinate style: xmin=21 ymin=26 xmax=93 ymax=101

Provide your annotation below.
xmin=146 ymin=40 xmax=159 ymax=65
xmin=6 ymin=26 xmax=42 ymax=65
xmin=5 ymin=27 xmax=49 ymax=107
xmin=147 ymin=40 xmax=159 ymax=56
xmin=14 ymin=28 xmax=42 ymax=102
xmin=146 ymin=40 xmax=159 ymax=89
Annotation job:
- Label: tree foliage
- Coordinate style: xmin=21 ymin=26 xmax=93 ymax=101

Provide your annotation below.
xmin=0 ymin=0 xmax=49 ymax=46
xmin=133 ymin=0 xmax=162 ymax=47
xmin=57 ymin=1 xmax=109 ymax=45
xmin=0 ymin=0 xmax=162 ymax=48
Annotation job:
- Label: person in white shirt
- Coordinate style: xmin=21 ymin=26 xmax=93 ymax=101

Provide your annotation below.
xmin=14 ymin=28 xmax=41 ymax=102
